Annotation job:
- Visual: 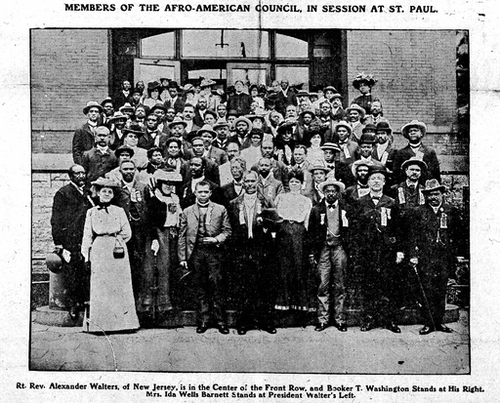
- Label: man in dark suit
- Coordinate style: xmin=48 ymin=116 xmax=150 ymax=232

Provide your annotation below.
xmin=180 ymin=157 xmax=223 ymax=209
xmin=221 ymin=157 xmax=246 ymax=207
xmin=308 ymin=178 xmax=350 ymax=332
xmin=113 ymin=80 xmax=133 ymax=109
xmin=343 ymin=160 xmax=372 ymax=207
xmin=178 ymin=181 xmax=232 ymax=334
xmin=407 ymin=179 xmax=461 ymax=335
xmin=350 ymin=166 xmax=405 ymax=333
xmin=392 ymin=120 xmax=441 ymax=185
xmin=181 ymin=137 xmax=221 ymax=185
xmin=72 ymin=101 xmax=103 ymax=164
xmin=164 ymin=81 xmax=185 ymax=114
xmin=275 ymin=79 xmax=297 ymax=116
xmin=50 ymin=165 xmax=95 ymax=319
xmin=228 ymin=170 xmax=278 ymax=335
xmin=227 ymin=80 xmax=252 ymax=116
xmin=138 ymin=114 xmax=167 ymax=151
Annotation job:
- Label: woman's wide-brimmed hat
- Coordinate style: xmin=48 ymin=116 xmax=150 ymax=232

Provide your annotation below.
xmin=91 ymin=177 xmax=121 ymax=188
xmin=153 ymin=169 xmax=183 ymax=183
xmin=352 ymin=73 xmax=377 ymax=89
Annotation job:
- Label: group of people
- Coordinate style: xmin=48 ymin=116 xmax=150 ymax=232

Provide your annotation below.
xmin=51 ymin=73 xmax=462 ymax=336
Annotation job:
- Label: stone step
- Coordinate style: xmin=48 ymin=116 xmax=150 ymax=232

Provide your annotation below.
xmin=33 ymin=304 xmax=460 ymax=328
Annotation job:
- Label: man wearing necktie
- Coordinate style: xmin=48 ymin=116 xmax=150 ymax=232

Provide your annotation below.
xmin=178 ymin=181 xmax=232 ymax=334
xmin=308 ymin=178 xmax=350 ymax=332
xmin=343 ymin=160 xmax=373 ymax=208
xmin=351 ymin=166 xmax=405 ymax=333
xmin=229 ymin=171 xmax=278 ymax=335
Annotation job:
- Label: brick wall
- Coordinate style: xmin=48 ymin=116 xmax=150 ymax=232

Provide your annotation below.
xmin=31 ymin=29 xmax=110 ymax=153
xmin=346 ymin=30 xmax=458 ymax=132
xmin=32 ymin=172 xmax=70 ymax=272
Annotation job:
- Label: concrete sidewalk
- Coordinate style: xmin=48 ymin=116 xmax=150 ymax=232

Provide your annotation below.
xmin=30 ymin=310 xmax=469 ymax=374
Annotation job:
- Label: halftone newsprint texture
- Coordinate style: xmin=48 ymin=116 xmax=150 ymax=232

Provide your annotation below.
xmin=1 ymin=0 xmax=499 ymax=402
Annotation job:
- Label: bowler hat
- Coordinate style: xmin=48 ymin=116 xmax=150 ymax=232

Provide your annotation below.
xmin=227 ymin=109 xmax=239 ymax=117
xmin=101 ymin=97 xmax=114 ymax=107
xmin=83 ymin=101 xmax=103 ymax=115
xmin=346 ymin=104 xmax=366 ymax=118
xmin=318 ymin=178 xmax=345 ymax=193
xmin=401 ymin=120 xmax=427 ymax=138
xmin=46 ymin=252 xmax=64 ymax=274
xmin=300 ymin=110 xmax=316 ymax=120
xmin=362 ymin=124 xmax=377 ymax=134
xmin=401 ymin=156 xmax=428 ymax=172
xmin=260 ymin=208 xmax=283 ymax=224
xmin=168 ymin=80 xmax=179 ymax=89
xmin=376 ymin=121 xmax=392 ymax=134
xmin=247 ymin=114 xmax=266 ymax=123
xmin=296 ymin=90 xmax=310 ymax=97
xmin=114 ymin=145 xmax=135 ymax=158
xmin=359 ymin=133 xmax=376 ymax=145
xmin=421 ymin=178 xmax=447 ymax=194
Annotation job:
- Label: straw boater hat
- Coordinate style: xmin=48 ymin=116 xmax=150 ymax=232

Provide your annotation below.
xmin=421 ymin=178 xmax=447 ymax=194
xmin=401 ymin=156 xmax=428 ymax=172
xmin=108 ymin=111 xmax=128 ymax=123
xmin=350 ymin=159 xmax=374 ymax=177
xmin=233 ymin=116 xmax=253 ymax=131
xmin=309 ymin=165 xmax=332 ymax=174
xmin=401 ymin=120 xmax=427 ymax=138
xmin=83 ymin=101 xmax=103 ymax=115
xmin=330 ymin=93 xmax=343 ymax=100
xmin=167 ymin=116 xmax=188 ymax=129
xmin=197 ymin=124 xmax=217 ymax=138
xmin=352 ymin=73 xmax=377 ymax=89
xmin=318 ymin=178 xmax=345 ymax=193
xmin=153 ymin=169 xmax=183 ymax=184
xmin=345 ymin=103 xmax=366 ymax=119
xmin=213 ymin=119 xmax=230 ymax=130
xmin=114 ymin=145 xmax=135 ymax=158
xmin=320 ymin=142 xmax=341 ymax=152
xmin=334 ymin=121 xmax=352 ymax=135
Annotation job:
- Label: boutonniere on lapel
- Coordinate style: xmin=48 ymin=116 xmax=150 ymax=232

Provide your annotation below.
xmin=320 ymin=213 xmax=325 ymax=226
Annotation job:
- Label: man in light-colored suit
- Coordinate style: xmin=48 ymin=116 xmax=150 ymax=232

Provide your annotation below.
xmin=178 ymin=181 xmax=232 ymax=334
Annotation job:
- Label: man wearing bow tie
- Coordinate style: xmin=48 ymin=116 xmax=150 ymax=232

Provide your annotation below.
xmin=308 ymin=179 xmax=350 ymax=332
xmin=178 ymin=181 xmax=232 ymax=334
xmin=351 ymin=166 xmax=405 ymax=333
xmin=343 ymin=160 xmax=372 ymax=207
xmin=228 ymin=170 xmax=278 ymax=335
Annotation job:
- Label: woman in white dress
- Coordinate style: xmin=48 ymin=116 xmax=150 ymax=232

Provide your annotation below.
xmin=81 ymin=177 xmax=140 ymax=333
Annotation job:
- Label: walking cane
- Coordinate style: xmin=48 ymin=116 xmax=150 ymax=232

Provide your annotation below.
xmin=410 ymin=260 xmax=436 ymax=330
xmin=151 ymin=249 xmax=159 ymax=324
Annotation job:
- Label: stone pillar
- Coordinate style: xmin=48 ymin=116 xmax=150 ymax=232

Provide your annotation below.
xmin=48 ymin=271 xmax=71 ymax=310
